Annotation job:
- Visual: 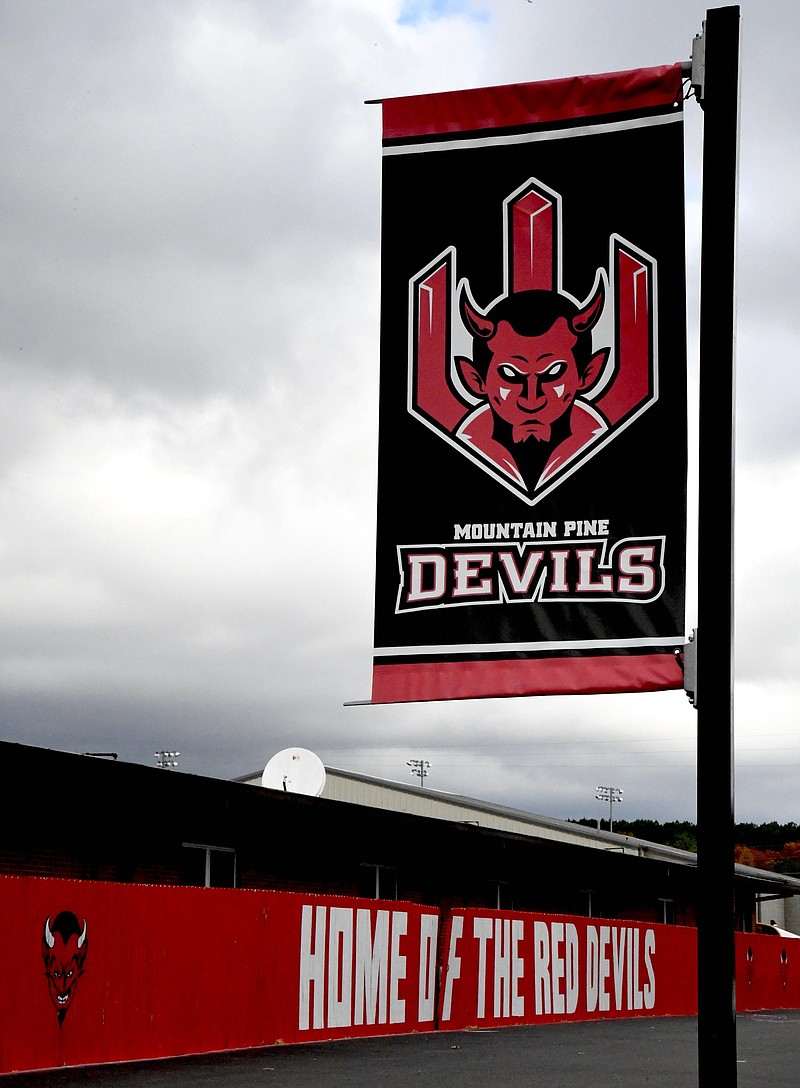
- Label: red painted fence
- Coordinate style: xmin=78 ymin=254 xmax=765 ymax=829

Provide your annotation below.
xmin=0 ymin=876 xmax=439 ymax=1074
xmin=737 ymin=929 xmax=800 ymax=1010
xmin=1 ymin=876 xmax=798 ymax=1074
xmin=438 ymin=909 xmax=697 ymax=1029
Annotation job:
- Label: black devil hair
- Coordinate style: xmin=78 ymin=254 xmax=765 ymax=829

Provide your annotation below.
xmin=467 ymin=290 xmax=599 ymax=380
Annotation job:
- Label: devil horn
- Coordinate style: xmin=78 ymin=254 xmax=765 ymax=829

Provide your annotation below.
xmin=44 ymin=917 xmax=55 ymax=948
xmin=459 ymin=283 xmax=495 ymax=339
xmin=571 ymin=275 xmax=605 ymax=334
xmin=78 ymin=919 xmax=87 ymax=949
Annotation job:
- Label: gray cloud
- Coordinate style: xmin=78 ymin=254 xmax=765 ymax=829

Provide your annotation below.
xmin=0 ymin=0 xmax=798 ymax=828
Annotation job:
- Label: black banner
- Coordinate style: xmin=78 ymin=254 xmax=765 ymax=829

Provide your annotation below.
xmin=373 ymin=67 xmax=687 ymax=703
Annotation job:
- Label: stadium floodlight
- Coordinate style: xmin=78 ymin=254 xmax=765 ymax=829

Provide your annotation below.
xmin=595 ymin=784 xmax=623 ymax=831
xmin=407 ymin=758 xmax=430 ymax=787
xmin=155 ymin=750 xmax=180 ymax=770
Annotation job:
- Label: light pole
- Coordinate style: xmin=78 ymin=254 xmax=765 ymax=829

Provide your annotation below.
xmin=407 ymin=758 xmax=430 ymax=787
xmin=595 ymin=785 xmax=623 ymax=832
xmin=155 ymin=750 xmax=180 ymax=769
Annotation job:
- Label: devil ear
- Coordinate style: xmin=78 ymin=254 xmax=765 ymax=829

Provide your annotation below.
xmin=456 ymin=357 xmax=486 ymax=398
xmin=578 ymin=348 xmax=610 ymax=393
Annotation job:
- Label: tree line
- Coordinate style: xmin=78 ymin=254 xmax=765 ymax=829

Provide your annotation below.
xmin=571 ymin=818 xmax=800 ymax=874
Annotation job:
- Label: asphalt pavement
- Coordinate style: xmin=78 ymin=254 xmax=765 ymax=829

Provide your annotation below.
xmin=4 ymin=1013 xmax=800 ymax=1088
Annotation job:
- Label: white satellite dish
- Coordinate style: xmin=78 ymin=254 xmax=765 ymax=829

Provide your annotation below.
xmin=261 ymin=748 xmax=326 ymax=797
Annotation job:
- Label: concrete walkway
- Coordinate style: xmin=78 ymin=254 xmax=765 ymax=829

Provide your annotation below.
xmin=4 ymin=1012 xmax=800 ymax=1087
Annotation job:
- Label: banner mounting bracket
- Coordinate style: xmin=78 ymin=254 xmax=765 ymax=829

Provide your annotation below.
xmin=677 ymin=628 xmax=698 ymax=708
xmin=684 ymin=26 xmax=707 ymax=106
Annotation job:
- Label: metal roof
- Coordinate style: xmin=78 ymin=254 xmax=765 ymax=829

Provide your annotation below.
xmin=235 ymin=764 xmax=800 ymax=898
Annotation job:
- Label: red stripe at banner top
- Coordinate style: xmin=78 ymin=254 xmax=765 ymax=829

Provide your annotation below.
xmin=382 ymin=65 xmax=683 ymax=141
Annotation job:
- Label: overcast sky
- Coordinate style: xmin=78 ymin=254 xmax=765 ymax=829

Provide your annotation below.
xmin=1 ymin=0 xmax=797 ymax=825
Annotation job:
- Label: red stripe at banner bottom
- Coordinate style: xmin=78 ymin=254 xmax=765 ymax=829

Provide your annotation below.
xmin=371 ymin=653 xmax=682 ymax=704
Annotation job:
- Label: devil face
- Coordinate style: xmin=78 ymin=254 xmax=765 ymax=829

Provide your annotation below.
xmin=42 ymin=913 xmax=88 ymax=1024
xmin=466 ymin=317 xmax=590 ymax=443
xmin=457 ymin=284 xmax=608 ymax=448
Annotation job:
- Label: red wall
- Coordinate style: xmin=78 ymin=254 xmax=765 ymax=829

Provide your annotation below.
xmin=2 ymin=876 xmax=799 ymax=1075
xmin=737 ymin=930 xmax=800 ymax=1010
xmin=437 ymin=909 xmax=800 ymax=1030
xmin=1 ymin=876 xmax=439 ymax=1074
xmin=438 ymin=909 xmax=697 ymax=1029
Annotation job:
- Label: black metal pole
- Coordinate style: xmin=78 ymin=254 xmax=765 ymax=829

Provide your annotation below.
xmin=696 ymin=6 xmax=740 ymax=1086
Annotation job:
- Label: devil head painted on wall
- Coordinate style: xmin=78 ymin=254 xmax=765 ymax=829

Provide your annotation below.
xmin=42 ymin=912 xmax=88 ymax=1026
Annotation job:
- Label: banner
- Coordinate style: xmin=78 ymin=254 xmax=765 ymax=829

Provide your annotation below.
xmin=372 ymin=66 xmax=687 ymax=703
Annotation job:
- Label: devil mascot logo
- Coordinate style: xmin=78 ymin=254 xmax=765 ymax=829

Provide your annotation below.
xmin=455 ymin=277 xmax=609 ymax=493
xmin=408 ymin=177 xmax=656 ymax=506
xmin=42 ymin=911 xmax=88 ymax=1026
